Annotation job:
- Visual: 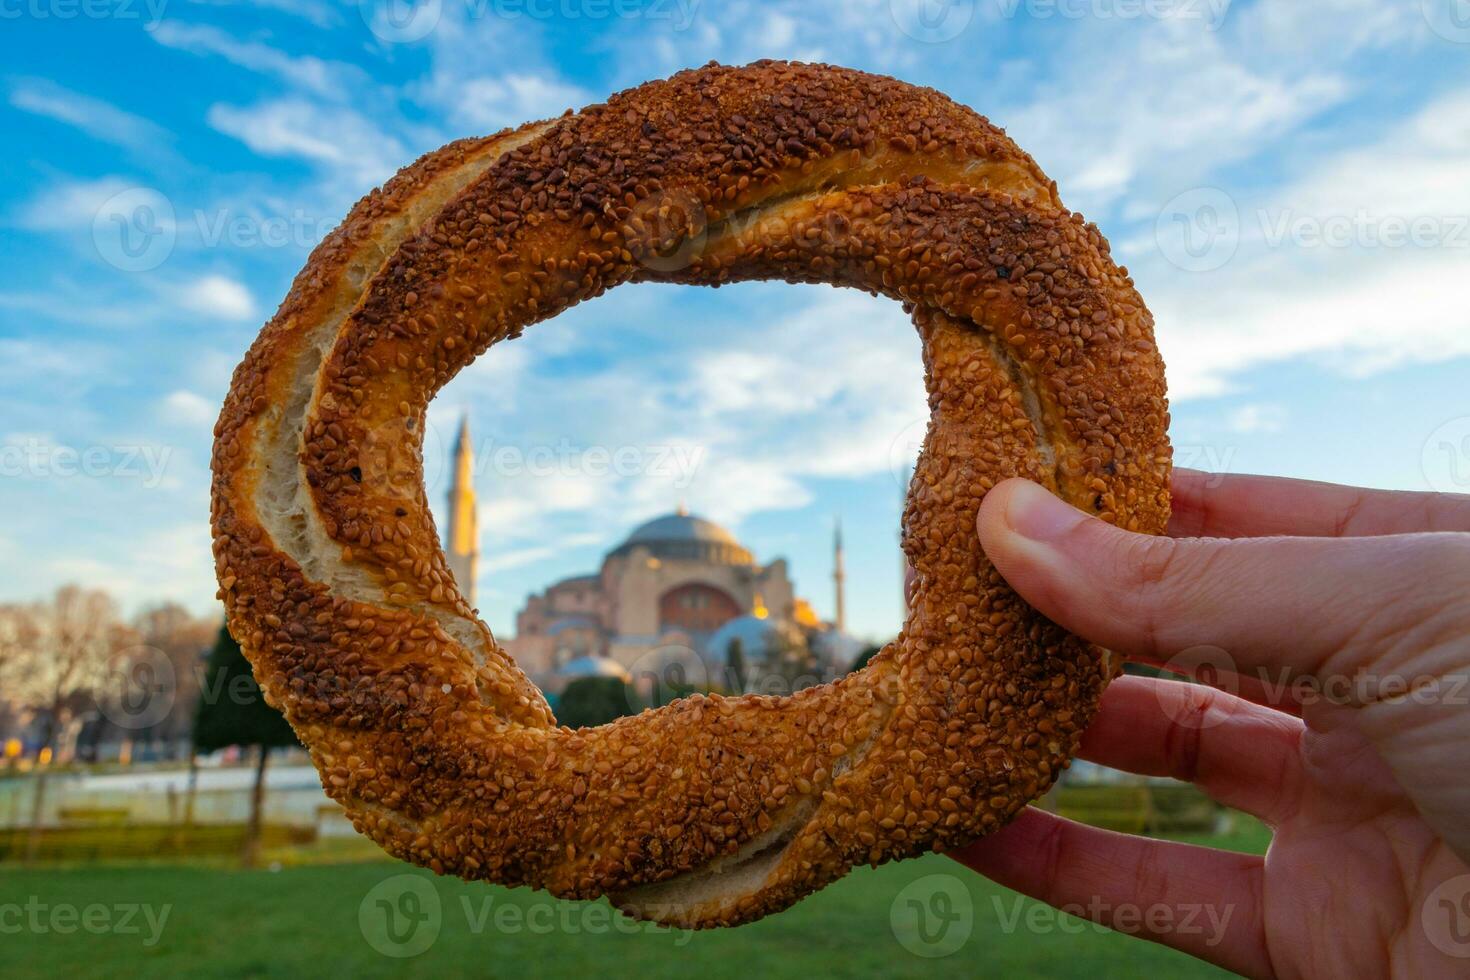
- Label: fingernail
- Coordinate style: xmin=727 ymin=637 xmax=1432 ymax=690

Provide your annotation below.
xmin=1002 ymin=481 xmax=1088 ymax=543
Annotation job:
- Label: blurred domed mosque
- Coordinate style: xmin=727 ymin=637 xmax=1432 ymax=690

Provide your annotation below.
xmin=444 ymin=418 xmax=861 ymax=697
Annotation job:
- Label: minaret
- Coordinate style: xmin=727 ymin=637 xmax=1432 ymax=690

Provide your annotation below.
xmin=833 ymin=518 xmax=847 ymax=635
xmin=445 ymin=413 xmax=479 ymax=607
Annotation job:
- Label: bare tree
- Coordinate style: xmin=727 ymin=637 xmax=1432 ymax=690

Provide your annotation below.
xmin=1 ymin=586 xmax=130 ymax=755
xmin=125 ymin=603 xmax=218 ymax=756
xmin=0 ymin=606 xmax=43 ymax=741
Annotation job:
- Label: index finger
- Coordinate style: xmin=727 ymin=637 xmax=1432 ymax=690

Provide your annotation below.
xmin=1168 ymin=470 xmax=1470 ymax=539
xmin=951 ymin=808 xmax=1270 ymax=978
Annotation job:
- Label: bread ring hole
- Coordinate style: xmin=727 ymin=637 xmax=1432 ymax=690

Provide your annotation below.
xmin=428 ymin=281 xmax=929 ymax=670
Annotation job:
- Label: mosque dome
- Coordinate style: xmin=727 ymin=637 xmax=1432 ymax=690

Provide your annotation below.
xmin=607 ymin=508 xmax=754 ymax=566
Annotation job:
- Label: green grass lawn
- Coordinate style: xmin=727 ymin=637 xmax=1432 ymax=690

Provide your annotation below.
xmin=0 ymin=819 xmax=1269 ymax=979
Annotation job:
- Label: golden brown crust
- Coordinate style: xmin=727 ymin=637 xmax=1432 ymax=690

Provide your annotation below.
xmin=210 ymin=61 xmax=1170 ymax=928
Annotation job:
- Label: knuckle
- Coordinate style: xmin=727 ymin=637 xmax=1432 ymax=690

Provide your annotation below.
xmin=1160 ymin=692 xmax=1209 ymax=782
xmin=1127 ymin=847 xmax=1177 ymax=915
xmin=1119 ymin=533 xmax=1181 ymax=590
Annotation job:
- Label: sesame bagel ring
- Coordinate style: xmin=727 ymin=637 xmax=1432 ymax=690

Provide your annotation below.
xmin=210 ymin=61 xmax=1170 ymax=929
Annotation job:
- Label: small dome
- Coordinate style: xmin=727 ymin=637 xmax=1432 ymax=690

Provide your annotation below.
xmin=707 ymin=614 xmax=788 ymax=664
xmin=609 ymin=511 xmax=753 ymax=566
xmin=813 ymin=629 xmax=867 ymax=670
xmin=558 ymin=655 xmax=630 ymax=682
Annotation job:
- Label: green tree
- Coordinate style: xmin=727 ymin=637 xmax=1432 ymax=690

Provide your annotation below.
xmin=193 ymin=624 xmax=299 ymax=866
xmin=848 ymin=644 xmax=884 ymax=673
xmin=557 ymin=676 xmax=640 ymax=729
xmin=725 ymin=637 xmax=747 ymax=693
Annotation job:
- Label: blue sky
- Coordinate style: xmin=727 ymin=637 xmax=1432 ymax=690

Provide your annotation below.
xmin=2 ymin=0 xmax=1468 ymax=642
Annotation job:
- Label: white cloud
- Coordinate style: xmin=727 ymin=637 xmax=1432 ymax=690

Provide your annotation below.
xmin=176 ymin=275 xmax=257 ymax=322
xmin=1141 ymin=86 xmax=1470 ymax=398
xmin=597 ymin=0 xmax=918 ymax=83
xmin=482 ymin=532 xmax=604 ymax=574
xmin=403 ymin=1 xmax=590 ymax=132
xmin=149 ymin=22 xmax=365 ymax=99
xmin=160 ymin=390 xmax=217 ymax=428
xmin=1225 ymin=403 xmax=1285 ymax=435
xmin=761 ymin=11 xmax=798 ymax=48
xmin=1003 ymin=21 xmax=1348 ymax=215
xmin=13 ymin=176 xmax=140 ymax=232
xmin=237 ymin=0 xmax=341 ymax=28
xmin=0 ymin=338 xmax=100 ymax=382
xmin=8 ymin=79 xmax=171 ymax=153
xmin=448 ymin=73 xmax=590 ymax=131
xmin=1153 ymin=248 xmax=1470 ymax=399
xmin=207 ymin=98 xmax=406 ymax=186
xmin=1230 ymin=0 xmax=1426 ymax=61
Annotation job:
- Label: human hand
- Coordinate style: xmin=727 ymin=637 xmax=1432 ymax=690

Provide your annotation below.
xmin=950 ymin=471 xmax=1470 ymax=979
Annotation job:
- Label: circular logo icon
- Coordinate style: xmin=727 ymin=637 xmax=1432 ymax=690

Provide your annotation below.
xmin=360 ymin=0 xmax=443 ymax=44
xmin=1422 ymin=874 xmax=1470 ymax=958
xmin=93 ymin=187 xmax=175 ymax=272
xmin=1423 ymin=0 xmax=1470 ymax=43
xmin=890 ymin=873 xmax=973 ymax=957
xmin=888 ymin=418 xmax=928 ymax=490
xmin=1152 ymin=645 xmax=1240 ymax=728
xmin=1422 ymin=417 xmax=1470 ymax=493
xmin=359 ymin=874 xmax=441 ymax=957
xmin=890 ymin=0 xmax=975 ymax=43
xmin=99 ymin=645 xmax=176 ymax=730
xmin=625 ymin=644 xmax=709 ymax=710
xmin=1155 ymin=187 xmax=1239 ymax=273
xmin=628 ymin=189 xmax=708 ymax=274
